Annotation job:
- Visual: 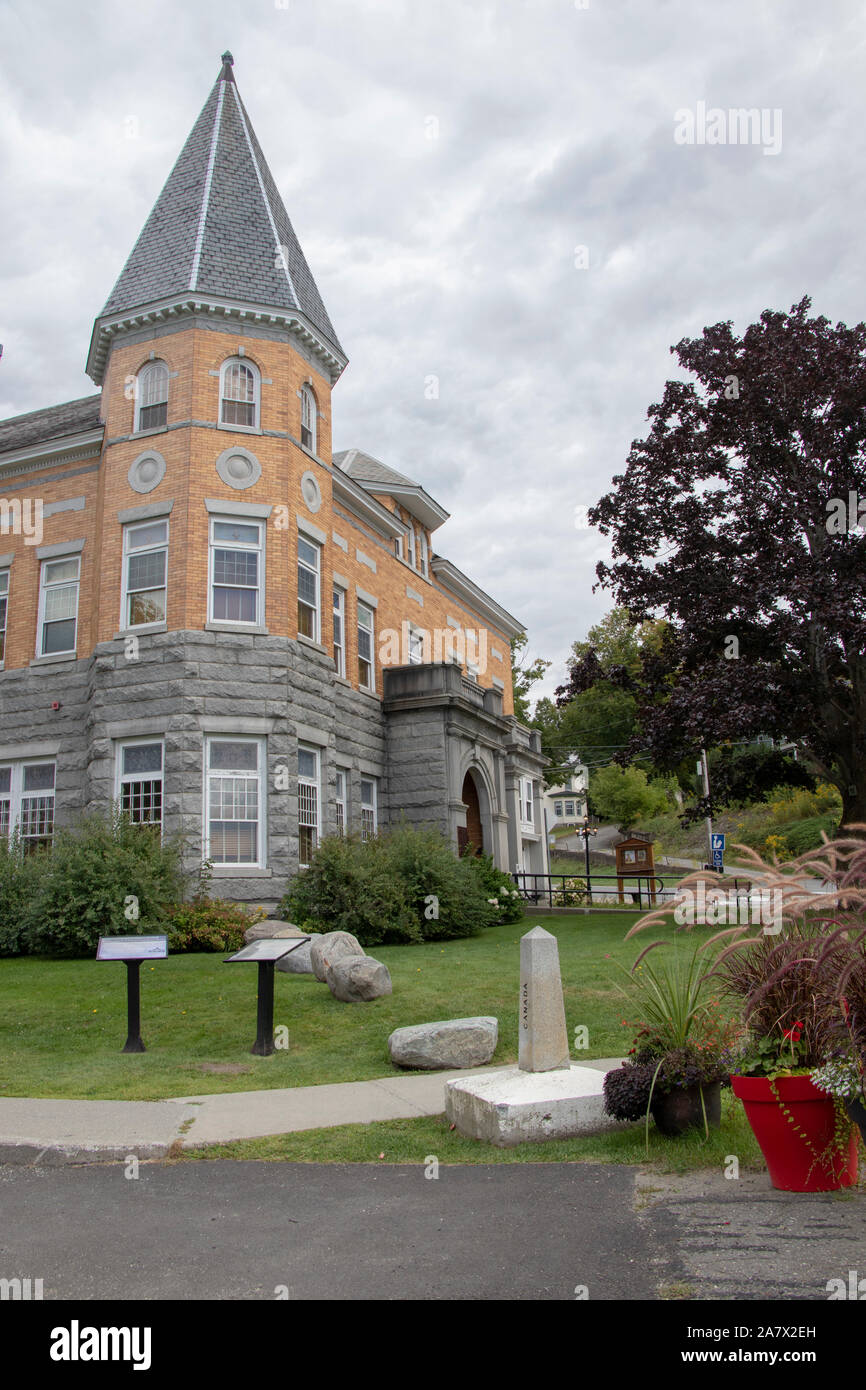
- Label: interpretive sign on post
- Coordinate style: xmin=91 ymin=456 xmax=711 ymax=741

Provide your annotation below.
xmin=225 ymin=938 xmax=306 ymax=1055
xmin=96 ymin=934 xmax=168 ymax=1053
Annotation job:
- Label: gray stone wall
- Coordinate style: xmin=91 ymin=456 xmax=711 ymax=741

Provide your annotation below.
xmin=0 ymin=642 xmax=545 ymax=910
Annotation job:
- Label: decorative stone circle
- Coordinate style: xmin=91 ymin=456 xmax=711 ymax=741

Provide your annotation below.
xmin=215 ymin=445 xmax=262 ymax=490
xmin=128 ymin=450 xmax=166 ymax=494
xmin=300 ymin=471 xmax=322 ymax=513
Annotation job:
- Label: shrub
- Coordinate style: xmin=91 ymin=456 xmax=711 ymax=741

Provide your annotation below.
xmin=280 ymin=825 xmax=501 ymax=946
xmin=0 ymin=832 xmax=44 ymax=956
xmin=166 ymin=897 xmax=262 ymax=953
xmin=603 ymin=1061 xmax=655 ymax=1120
xmin=281 ymin=833 xmax=419 ymax=947
xmin=23 ymin=810 xmax=185 ymax=958
xmin=466 ymin=854 xmax=525 ymax=923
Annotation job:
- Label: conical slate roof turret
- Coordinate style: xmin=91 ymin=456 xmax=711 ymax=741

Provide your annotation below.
xmin=87 ymin=53 xmax=346 ymax=383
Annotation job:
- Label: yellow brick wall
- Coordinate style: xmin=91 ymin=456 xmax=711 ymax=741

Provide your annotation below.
xmin=1 ymin=324 xmax=514 ymax=714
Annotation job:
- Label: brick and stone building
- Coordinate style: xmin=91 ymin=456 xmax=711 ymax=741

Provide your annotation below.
xmin=0 ymin=53 xmax=547 ymax=910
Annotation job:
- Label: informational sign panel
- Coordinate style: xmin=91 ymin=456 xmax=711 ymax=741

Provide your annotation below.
xmin=711 ymin=833 xmax=726 ymax=872
xmin=97 ymin=935 xmax=168 ymax=961
xmin=225 ymin=939 xmax=305 ymax=964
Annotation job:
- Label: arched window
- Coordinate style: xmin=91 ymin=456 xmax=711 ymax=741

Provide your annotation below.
xmin=220 ymin=359 xmax=259 ymax=429
xmin=300 ymin=385 xmax=317 ymax=453
xmin=135 ymin=361 xmax=169 ymax=432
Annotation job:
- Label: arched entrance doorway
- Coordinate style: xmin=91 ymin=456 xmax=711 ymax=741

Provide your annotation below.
xmin=458 ymin=771 xmax=484 ymax=856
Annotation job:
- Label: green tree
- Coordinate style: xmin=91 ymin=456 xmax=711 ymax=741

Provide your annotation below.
xmin=510 ymin=633 xmax=552 ymax=723
xmin=589 ymin=763 xmax=671 ymax=831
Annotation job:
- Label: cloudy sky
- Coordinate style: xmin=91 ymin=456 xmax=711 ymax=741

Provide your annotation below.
xmin=1 ymin=0 xmax=864 ymax=701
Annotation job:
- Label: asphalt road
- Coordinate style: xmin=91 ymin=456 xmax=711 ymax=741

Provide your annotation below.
xmin=2 ymin=1160 xmax=863 ymax=1303
xmin=0 ymin=1160 xmax=677 ymax=1301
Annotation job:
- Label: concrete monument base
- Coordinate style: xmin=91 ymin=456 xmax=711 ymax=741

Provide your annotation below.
xmin=444 ymin=1063 xmax=621 ymax=1147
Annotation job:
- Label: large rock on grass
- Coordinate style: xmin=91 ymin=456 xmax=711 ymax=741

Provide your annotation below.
xmin=275 ymin=935 xmax=320 ymax=975
xmin=325 ymin=955 xmax=392 ymax=1003
xmin=310 ymin=930 xmax=364 ymax=982
xmin=388 ymin=1017 xmax=498 ymax=1069
xmin=244 ymin=920 xmax=305 ymax=945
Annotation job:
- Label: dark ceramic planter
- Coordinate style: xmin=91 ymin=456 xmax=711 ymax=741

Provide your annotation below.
xmin=651 ymin=1081 xmax=722 ymax=1136
xmin=845 ymin=1097 xmax=866 ymax=1146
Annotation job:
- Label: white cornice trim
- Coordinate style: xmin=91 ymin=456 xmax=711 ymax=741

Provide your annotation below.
xmin=360 ymin=480 xmax=449 ymax=530
xmin=331 ymin=471 xmax=408 ymax=541
xmin=0 ymin=431 xmax=103 ymax=477
xmin=431 ymin=556 xmax=524 ymax=639
xmin=86 ymin=297 xmax=347 ymax=387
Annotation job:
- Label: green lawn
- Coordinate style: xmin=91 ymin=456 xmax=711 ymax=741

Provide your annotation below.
xmin=0 ymin=910 xmax=723 ymax=1101
xmin=177 ymin=1091 xmax=767 ymax=1172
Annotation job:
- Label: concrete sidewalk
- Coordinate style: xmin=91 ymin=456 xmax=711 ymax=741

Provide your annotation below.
xmin=0 ymin=1059 xmax=623 ymax=1165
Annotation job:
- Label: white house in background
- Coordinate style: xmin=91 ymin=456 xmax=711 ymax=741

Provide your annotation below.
xmin=544 ymin=763 xmax=589 ymax=831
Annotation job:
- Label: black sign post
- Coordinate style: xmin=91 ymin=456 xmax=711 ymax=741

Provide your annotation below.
xmin=96 ymin=935 xmax=168 ymax=1053
xmin=224 ymin=939 xmax=306 ymax=1055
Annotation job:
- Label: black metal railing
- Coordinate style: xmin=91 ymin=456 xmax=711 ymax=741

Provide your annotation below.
xmin=512 ymin=871 xmax=682 ymax=911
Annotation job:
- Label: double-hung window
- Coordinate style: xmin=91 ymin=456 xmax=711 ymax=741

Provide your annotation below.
xmin=520 ymin=778 xmax=534 ymax=829
xmin=0 ymin=761 xmax=56 ymax=849
xmin=333 ymin=587 xmax=346 ymax=675
xmin=0 ymin=569 xmax=8 ymax=663
xmin=122 ymin=520 xmax=168 ymax=628
xmin=300 ymin=386 xmax=316 ymax=452
xmin=298 ymin=746 xmax=319 ymax=867
xmin=418 ymin=530 xmax=429 ymax=578
xmin=297 ymin=536 xmax=320 ymax=640
xmin=38 ymin=556 xmax=80 ymax=656
xmin=205 ymin=736 xmax=264 ymax=866
xmin=407 ymin=623 xmax=424 ymax=664
xmin=406 ymin=527 xmax=416 ymax=570
xmin=360 ymin=778 xmax=377 ymax=841
xmin=135 ymin=361 xmax=169 ymax=432
xmin=554 ymin=801 xmax=563 ymax=817
xmin=210 ymin=517 xmax=263 ymax=625
xmin=335 ymin=768 xmax=347 ymax=836
xmin=357 ymin=602 xmax=375 ymax=690
xmin=220 ymin=359 xmax=259 ymax=429
xmin=117 ymin=741 xmax=164 ymax=830
xmin=565 ymin=800 xmax=575 ymax=817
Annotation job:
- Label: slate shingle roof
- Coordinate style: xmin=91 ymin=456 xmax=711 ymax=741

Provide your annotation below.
xmin=0 ymin=395 xmax=102 ymax=457
xmin=98 ymin=54 xmax=343 ymax=359
xmin=333 ymin=448 xmax=417 ymax=488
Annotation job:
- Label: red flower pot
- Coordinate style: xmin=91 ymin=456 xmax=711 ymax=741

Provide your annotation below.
xmin=731 ymin=1073 xmax=858 ymax=1192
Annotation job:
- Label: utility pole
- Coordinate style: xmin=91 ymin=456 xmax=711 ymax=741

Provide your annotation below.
xmin=698 ymin=748 xmax=713 ymax=868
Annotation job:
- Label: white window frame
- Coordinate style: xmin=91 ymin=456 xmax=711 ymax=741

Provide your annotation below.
xmin=297 ymin=535 xmax=321 ymax=642
xmin=219 ymin=357 xmax=261 ymax=432
xmin=565 ymin=800 xmax=575 ymax=817
xmin=357 ymin=601 xmax=375 ymax=691
xmin=204 ymin=735 xmax=266 ymax=868
xmin=298 ymin=744 xmax=320 ymax=868
xmin=120 ymin=519 xmax=168 ymax=631
xmin=0 ymin=759 xmax=56 ymax=848
xmin=333 ymin=586 xmax=346 ymax=676
xmin=406 ymin=526 xmax=416 ymax=570
xmin=300 ymin=385 xmax=317 ymax=453
xmin=418 ymin=529 xmax=429 ymax=578
xmin=407 ymin=622 xmax=425 ymax=665
xmin=208 ymin=516 xmax=264 ymax=626
xmin=360 ymin=777 xmax=377 ymax=841
xmin=334 ymin=767 xmax=347 ymax=836
xmin=0 ymin=568 xmax=8 ymax=667
xmin=520 ymin=777 xmax=534 ymax=829
xmin=115 ymin=739 xmax=164 ymax=833
xmin=37 ymin=554 xmax=80 ymax=657
xmin=134 ymin=361 xmax=169 ymax=433
xmin=554 ymin=801 xmax=563 ymax=817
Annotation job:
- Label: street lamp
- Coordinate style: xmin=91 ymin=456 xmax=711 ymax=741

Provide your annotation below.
xmin=578 ymin=816 xmax=597 ymax=905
